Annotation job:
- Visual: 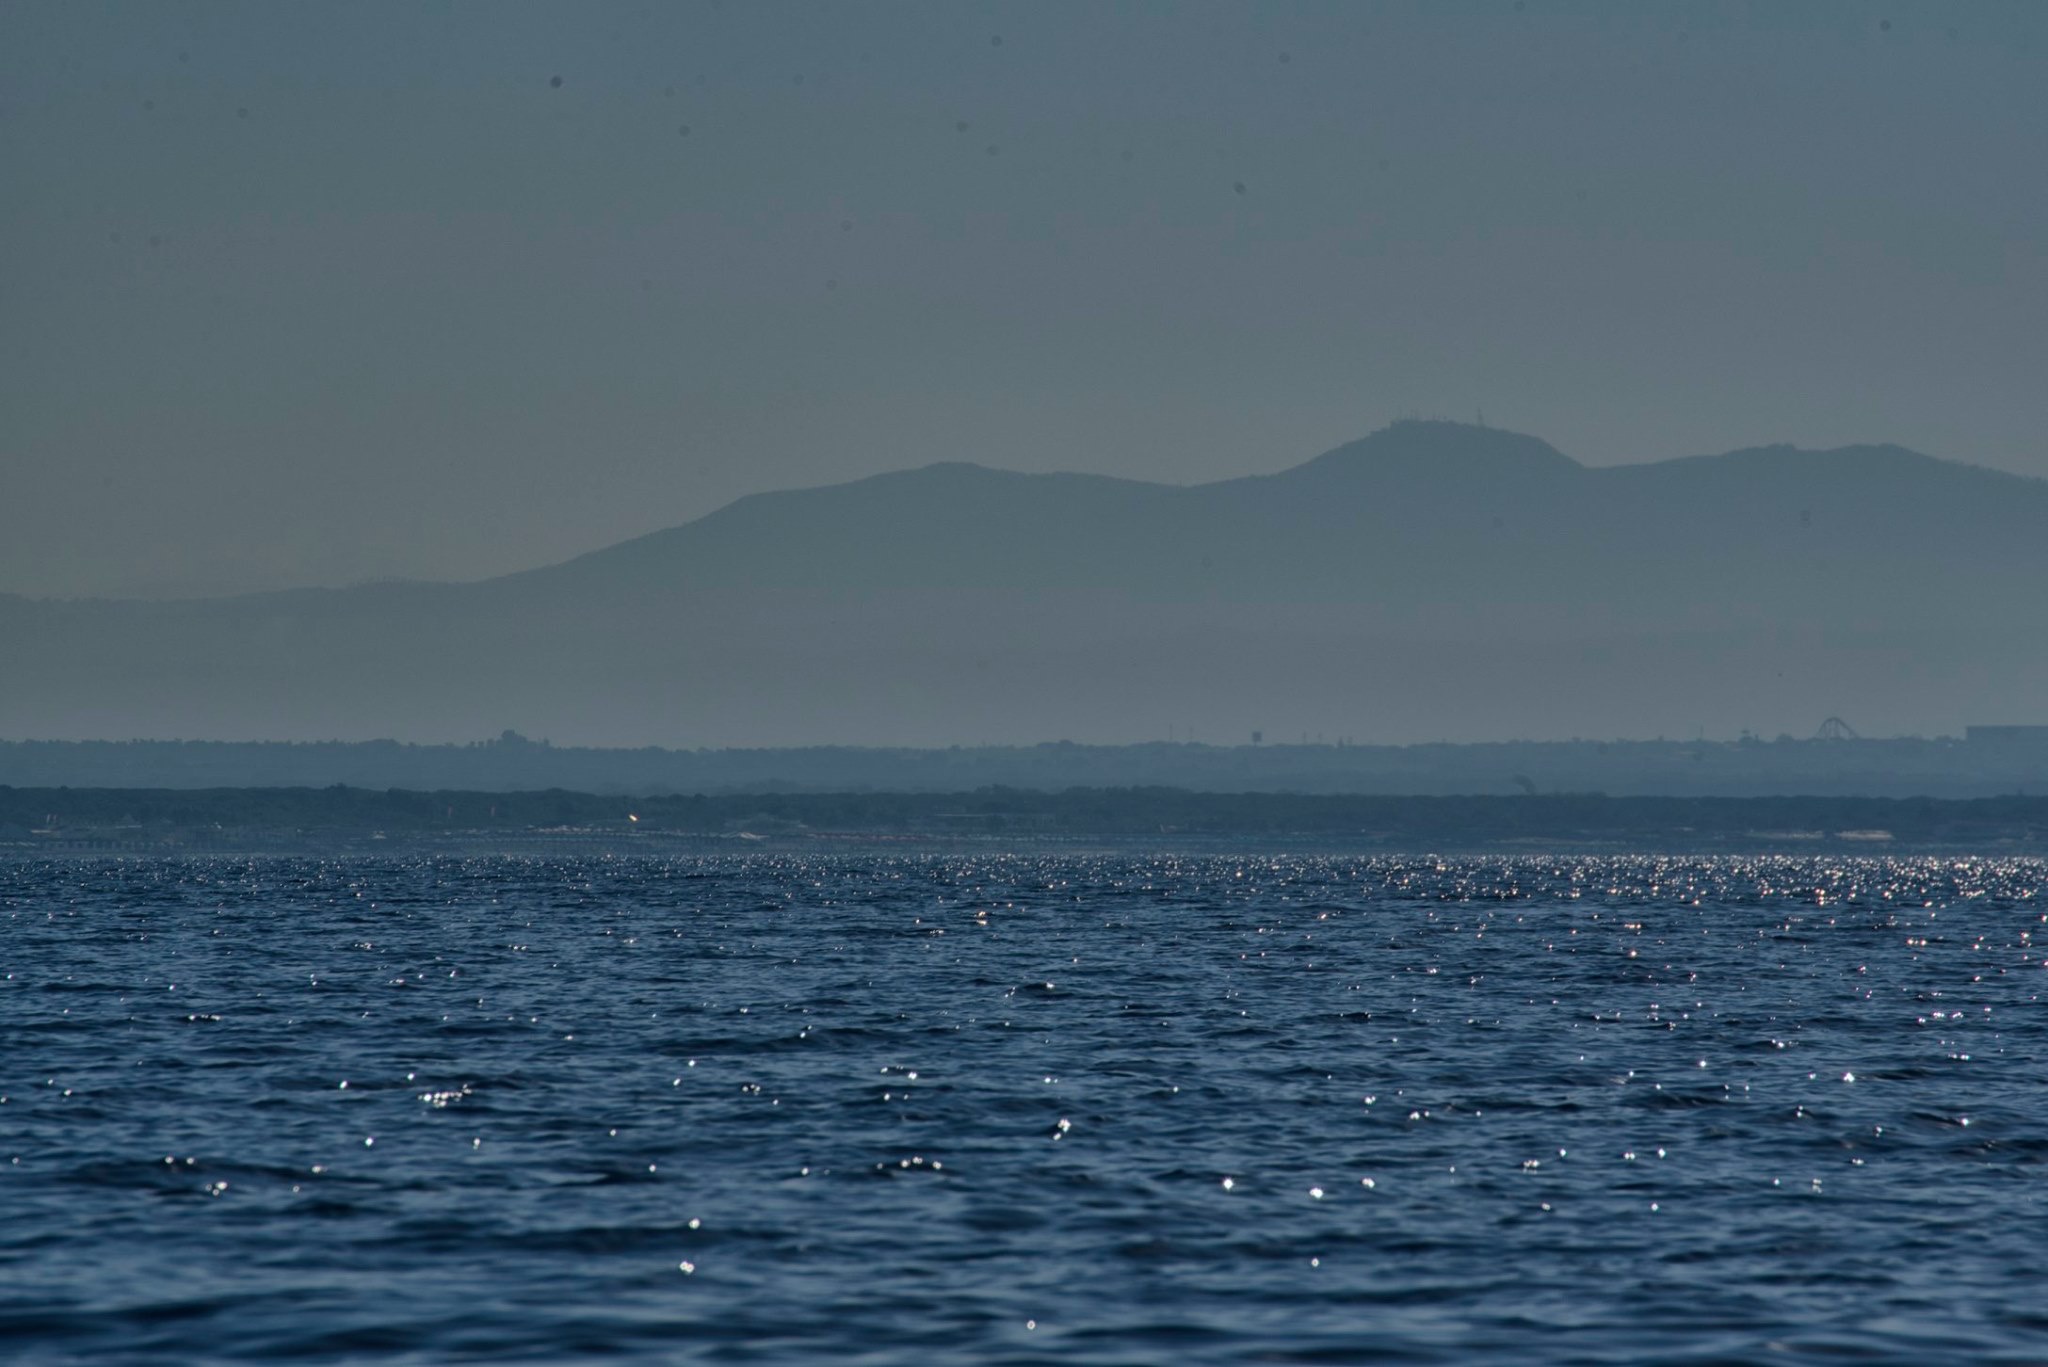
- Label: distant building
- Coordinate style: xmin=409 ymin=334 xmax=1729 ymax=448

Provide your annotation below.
xmin=1965 ymin=726 xmax=2048 ymax=746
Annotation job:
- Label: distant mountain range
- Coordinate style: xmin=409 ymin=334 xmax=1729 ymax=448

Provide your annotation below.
xmin=4 ymin=421 xmax=2044 ymax=745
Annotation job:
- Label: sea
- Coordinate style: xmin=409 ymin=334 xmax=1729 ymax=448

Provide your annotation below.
xmin=4 ymin=853 xmax=2045 ymax=1364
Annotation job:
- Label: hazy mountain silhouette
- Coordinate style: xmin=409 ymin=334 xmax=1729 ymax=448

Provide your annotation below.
xmin=4 ymin=421 xmax=2044 ymax=745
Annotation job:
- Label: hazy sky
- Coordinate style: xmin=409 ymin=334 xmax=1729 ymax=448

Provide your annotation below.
xmin=4 ymin=0 xmax=2044 ymax=599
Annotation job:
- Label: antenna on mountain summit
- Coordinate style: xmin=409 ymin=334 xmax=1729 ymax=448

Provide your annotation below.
xmin=1475 ymin=407 xmax=1486 ymax=427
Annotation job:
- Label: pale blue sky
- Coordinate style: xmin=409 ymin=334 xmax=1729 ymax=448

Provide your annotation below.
xmin=3 ymin=0 xmax=2043 ymax=597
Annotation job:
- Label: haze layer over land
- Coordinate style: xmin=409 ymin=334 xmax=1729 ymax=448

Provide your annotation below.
xmin=4 ymin=422 xmax=2044 ymax=747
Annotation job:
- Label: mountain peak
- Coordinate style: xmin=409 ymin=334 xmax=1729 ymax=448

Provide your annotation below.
xmin=1288 ymin=421 xmax=1581 ymax=484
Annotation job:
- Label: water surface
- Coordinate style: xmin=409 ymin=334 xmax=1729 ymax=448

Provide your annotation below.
xmin=5 ymin=854 xmax=2045 ymax=1362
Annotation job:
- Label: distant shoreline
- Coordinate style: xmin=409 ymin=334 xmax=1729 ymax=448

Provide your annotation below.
xmin=2 ymin=730 xmax=2046 ymax=800
xmin=5 ymin=786 xmax=2046 ymax=856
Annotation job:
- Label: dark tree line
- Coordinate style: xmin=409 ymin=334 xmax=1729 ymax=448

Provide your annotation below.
xmin=5 ymin=785 xmax=2048 ymax=849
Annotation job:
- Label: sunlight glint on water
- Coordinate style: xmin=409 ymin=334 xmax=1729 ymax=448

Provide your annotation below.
xmin=3 ymin=854 xmax=2044 ymax=1362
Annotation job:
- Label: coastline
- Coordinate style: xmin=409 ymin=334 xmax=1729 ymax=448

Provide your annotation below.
xmin=7 ymin=786 xmax=2047 ymax=857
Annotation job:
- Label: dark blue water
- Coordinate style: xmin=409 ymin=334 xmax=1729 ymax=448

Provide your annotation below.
xmin=5 ymin=854 xmax=2046 ymax=1364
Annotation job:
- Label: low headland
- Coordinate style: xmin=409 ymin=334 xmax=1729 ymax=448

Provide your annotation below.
xmin=5 ymin=727 xmax=2048 ymax=798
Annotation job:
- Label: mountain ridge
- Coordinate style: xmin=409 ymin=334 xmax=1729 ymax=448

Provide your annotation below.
xmin=2 ymin=420 xmax=2043 ymax=746
xmin=4 ymin=421 xmax=2041 ymax=605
